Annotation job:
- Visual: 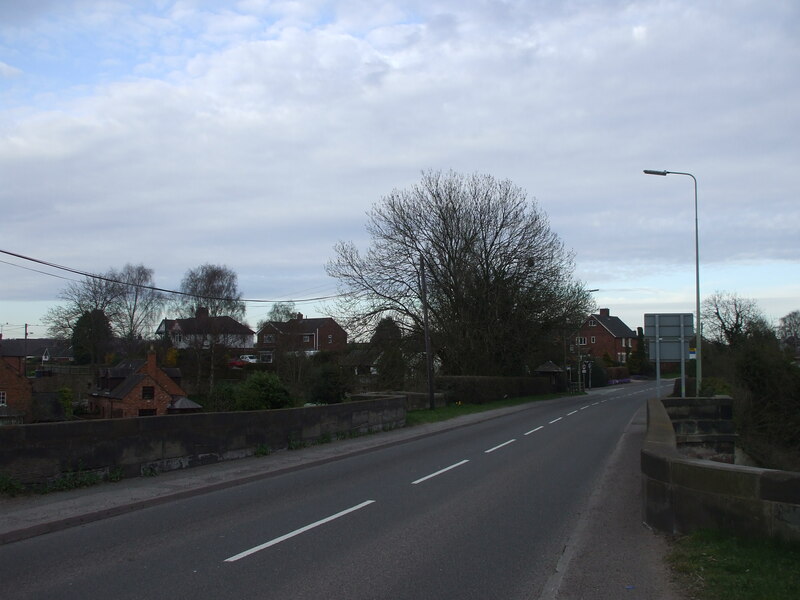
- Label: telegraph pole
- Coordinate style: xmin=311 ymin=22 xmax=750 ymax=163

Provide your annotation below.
xmin=420 ymin=254 xmax=435 ymax=410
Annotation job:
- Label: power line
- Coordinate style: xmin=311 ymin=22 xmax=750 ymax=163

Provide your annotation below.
xmin=0 ymin=248 xmax=346 ymax=305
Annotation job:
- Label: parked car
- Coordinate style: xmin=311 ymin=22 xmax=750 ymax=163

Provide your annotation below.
xmin=240 ymin=355 xmax=258 ymax=363
xmin=228 ymin=357 xmax=248 ymax=368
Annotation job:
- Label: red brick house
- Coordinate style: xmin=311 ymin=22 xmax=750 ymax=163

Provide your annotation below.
xmin=256 ymin=313 xmax=347 ymax=363
xmin=90 ymin=351 xmax=191 ymax=418
xmin=0 ymin=356 xmax=32 ymax=425
xmin=577 ymin=308 xmax=638 ymax=364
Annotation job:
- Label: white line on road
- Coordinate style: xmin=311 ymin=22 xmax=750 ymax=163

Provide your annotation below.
xmin=485 ymin=439 xmax=516 ymax=453
xmin=224 ymin=500 xmax=376 ymax=562
xmin=412 ymin=460 xmax=470 ymax=485
xmin=549 ymin=417 xmax=563 ymax=424
xmin=524 ymin=426 xmax=544 ymax=436
xmin=580 ymin=406 xmax=590 ymax=410
xmin=567 ymin=410 xmax=578 ymax=416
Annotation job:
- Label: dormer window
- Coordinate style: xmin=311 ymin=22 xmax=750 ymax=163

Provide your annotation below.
xmin=588 ymin=319 xmax=597 ymax=327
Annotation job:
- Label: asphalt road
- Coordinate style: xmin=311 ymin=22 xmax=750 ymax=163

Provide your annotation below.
xmin=0 ymin=382 xmax=660 ymax=600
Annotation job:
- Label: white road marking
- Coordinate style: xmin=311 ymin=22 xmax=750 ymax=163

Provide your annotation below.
xmin=580 ymin=406 xmax=590 ymax=410
xmin=412 ymin=459 xmax=470 ymax=485
xmin=485 ymin=439 xmax=516 ymax=453
xmin=567 ymin=410 xmax=578 ymax=416
xmin=524 ymin=426 xmax=544 ymax=436
xmin=224 ymin=500 xmax=376 ymax=562
xmin=549 ymin=417 xmax=563 ymax=424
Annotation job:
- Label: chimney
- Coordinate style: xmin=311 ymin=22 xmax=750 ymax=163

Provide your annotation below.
xmin=296 ymin=312 xmax=303 ymax=321
xmin=599 ymin=308 xmax=610 ymax=317
xmin=147 ymin=349 xmax=157 ymax=374
xmin=196 ymin=307 xmax=209 ymax=319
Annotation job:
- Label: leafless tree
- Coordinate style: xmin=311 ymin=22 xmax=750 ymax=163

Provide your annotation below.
xmin=174 ymin=263 xmax=245 ymax=319
xmin=702 ymin=291 xmax=770 ymax=346
xmin=43 ymin=275 xmax=123 ymax=339
xmin=110 ymin=263 xmax=165 ymax=343
xmin=174 ymin=264 xmax=246 ymax=394
xmin=326 ymin=170 xmax=594 ymax=376
xmin=778 ymin=310 xmax=800 ymax=353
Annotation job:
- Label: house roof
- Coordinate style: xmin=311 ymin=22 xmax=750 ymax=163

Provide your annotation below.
xmin=588 ymin=312 xmax=636 ymax=339
xmin=0 ymin=338 xmax=72 ymax=359
xmin=257 ymin=317 xmax=344 ymax=337
xmin=168 ymin=396 xmax=202 ymax=410
xmin=159 ymin=315 xmax=254 ymax=336
xmin=534 ymin=360 xmax=563 ymax=373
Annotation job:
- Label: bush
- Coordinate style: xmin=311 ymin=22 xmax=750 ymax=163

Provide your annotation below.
xmin=234 ymin=372 xmax=292 ymax=411
xmin=308 ymin=363 xmax=349 ymax=404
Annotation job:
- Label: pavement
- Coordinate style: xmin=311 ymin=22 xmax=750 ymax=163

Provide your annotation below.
xmin=0 ymin=398 xmax=685 ymax=600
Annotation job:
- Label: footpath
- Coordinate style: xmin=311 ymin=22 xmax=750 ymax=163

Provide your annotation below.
xmin=0 ymin=396 xmax=685 ymax=599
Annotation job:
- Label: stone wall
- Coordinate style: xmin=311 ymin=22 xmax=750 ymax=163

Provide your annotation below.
xmin=0 ymin=396 xmax=406 ymax=484
xmin=641 ymin=397 xmax=800 ymax=541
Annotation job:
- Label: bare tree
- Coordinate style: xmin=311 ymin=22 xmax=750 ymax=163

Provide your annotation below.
xmin=778 ymin=310 xmax=800 ymax=353
xmin=174 ymin=264 xmax=246 ymax=394
xmin=43 ymin=275 xmax=123 ymax=339
xmin=110 ymin=263 xmax=165 ymax=343
xmin=174 ymin=263 xmax=245 ymax=319
xmin=326 ymin=170 xmax=593 ymax=376
xmin=702 ymin=291 xmax=770 ymax=346
xmin=256 ymin=302 xmax=297 ymax=332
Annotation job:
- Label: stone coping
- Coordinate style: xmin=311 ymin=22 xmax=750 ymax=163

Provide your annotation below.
xmin=641 ymin=397 xmax=800 ymax=541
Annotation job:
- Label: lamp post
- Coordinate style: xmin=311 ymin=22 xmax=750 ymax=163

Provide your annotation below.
xmin=643 ymin=169 xmax=702 ymax=396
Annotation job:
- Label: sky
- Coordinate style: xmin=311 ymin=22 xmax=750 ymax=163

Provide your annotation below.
xmin=1 ymin=0 xmax=799 ymax=342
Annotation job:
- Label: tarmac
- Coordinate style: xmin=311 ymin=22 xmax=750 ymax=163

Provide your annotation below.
xmin=0 ymin=397 xmax=685 ymax=600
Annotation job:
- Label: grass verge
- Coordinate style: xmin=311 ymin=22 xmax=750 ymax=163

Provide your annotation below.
xmin=405 ymin=393 xmax=573 ymax=426
xmin=668 ymin=529 xmax=800 ymax=600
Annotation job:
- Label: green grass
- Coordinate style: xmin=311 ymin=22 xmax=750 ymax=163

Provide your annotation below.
xmin=405 ymin=392 xmax=573 ymax=426
xmin=668 ymin=529 xmax=800 ymax=600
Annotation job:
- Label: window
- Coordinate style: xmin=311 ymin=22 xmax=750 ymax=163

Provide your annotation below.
xmin=0 ymin=391 xmax=6 ymax=406
xmin=590 ymin=336 xmax=596 ymax=344
xmin=260 ymin=351 xmax=273 ymax=364
xmin=303 ymin=335 xmax=311 ymax=343
xmin=588 ymin=319 xmax=597 ymax=327
xmin=264 ymin=334 xmax=275 ymax=343
xmin=576 ymin=336 xmax=587 ymax=345
xmin=327 ymin=334 xmax=333 ymax=344
xmin=617 ymin=353 xmax=627 ymax=364
xmin=142 ymin=386 xmax=155 ymax=400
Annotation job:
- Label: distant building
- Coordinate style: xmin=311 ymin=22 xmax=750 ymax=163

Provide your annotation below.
xmin=156 ymin=307 xmax=255 ymax=350
xmin=577 ymin=308 xmax=638 ymax=364
xmin=89 ymin=351 xmax=194 ymax=418
xmin=256 ymin=313 xmax=347 ymax=363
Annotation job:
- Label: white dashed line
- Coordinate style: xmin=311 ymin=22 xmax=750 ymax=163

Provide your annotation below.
xmin=549 ymin=417 xmax=563 ymax=424
xmin=580 ymin=406 xmax=590 ymax=410
xmin=224 ymin=500 xmax=376 ymax=562
xmin=412 ymin=460 xmax=470 ymax=485
xmin=567 ymin=410 xmax=578 ymax=416
xmin=485 ymin=439 xmax=516 ymax=453
xmin=524 ymin=426 xmax=544 ymax=436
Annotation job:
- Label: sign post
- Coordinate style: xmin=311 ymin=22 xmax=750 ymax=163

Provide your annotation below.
xmin=644 ymin=313 xmax=694 ymax=398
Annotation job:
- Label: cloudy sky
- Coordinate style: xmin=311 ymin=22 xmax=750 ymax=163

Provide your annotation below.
xmin=1 ymin=0 xmax=798 ymax=340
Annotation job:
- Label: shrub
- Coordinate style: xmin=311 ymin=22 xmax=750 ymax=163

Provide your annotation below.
xmin=234 ymin=372 xmax=292 ymax=411
xmin=308 ymin=363 xmax=349 ymax=404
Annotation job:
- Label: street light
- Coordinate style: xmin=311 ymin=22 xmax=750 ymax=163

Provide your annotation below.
xmin=644 ymin=169 xmax=702 ymax=396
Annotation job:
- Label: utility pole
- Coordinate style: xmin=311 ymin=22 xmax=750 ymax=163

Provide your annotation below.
xmin=420 ymin=254 xmax=435 ymax=410
xmin=23 ymin=323 xmax=29 ymax=376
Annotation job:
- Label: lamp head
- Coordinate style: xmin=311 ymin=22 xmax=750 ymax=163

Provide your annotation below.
xmin=643 ymin=169 xmax=668 ymax=176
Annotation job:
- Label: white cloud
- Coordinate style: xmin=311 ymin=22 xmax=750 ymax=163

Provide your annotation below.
xmin=1 ymin=0 xmax=799 ymax=332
